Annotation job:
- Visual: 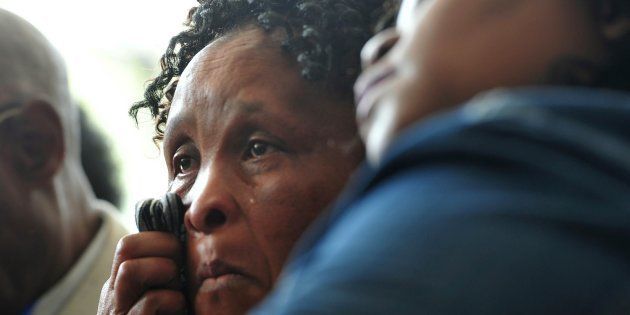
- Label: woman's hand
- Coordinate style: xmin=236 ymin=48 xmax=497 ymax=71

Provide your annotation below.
xmin=98 ymin=232 xmax=186 ymax=315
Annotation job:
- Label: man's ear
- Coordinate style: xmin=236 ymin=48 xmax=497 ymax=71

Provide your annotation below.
xmin=599 ymin=1 xmax=630 ymax=40
xmin=11 ymin=100 xmax=65 ymax=184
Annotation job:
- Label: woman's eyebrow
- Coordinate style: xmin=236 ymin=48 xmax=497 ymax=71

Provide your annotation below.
xmin=164 ymin=114 xmax=183 ymax=137
xmin=229 ymin=100 xmax=302 ymax=135
xmin=163 ymin=113 xmax=189 ymax=152
xmin=239 ymin=101 xmax=263 ymax=114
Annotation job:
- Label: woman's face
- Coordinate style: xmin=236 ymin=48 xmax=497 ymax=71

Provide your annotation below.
xmin=163 ymin=27 xmax=362 ymax=314
xmin=355 ymin=0 xmax=606 ymax=164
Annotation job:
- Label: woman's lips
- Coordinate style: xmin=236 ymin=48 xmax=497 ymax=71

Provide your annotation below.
xmin=354 ymin=67 xmax=396 ymax=123
xmin=194 ymin=260 xmax=259 ymax=292
xmin=199 ymin=273 xmax=254 ymax=292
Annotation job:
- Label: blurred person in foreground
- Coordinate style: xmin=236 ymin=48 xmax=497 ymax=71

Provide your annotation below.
xmin=0 ymin=9 xmax=128 ymax=315
xmin=255 ymin=0 xmax=630 ymax=314
xmin=98 ymin=1 xmax=394 ymax=314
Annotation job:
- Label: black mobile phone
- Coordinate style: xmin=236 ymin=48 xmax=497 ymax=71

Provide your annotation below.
xmin=135 ymin=192 xmax=186 ymax=242
xmin=135 ymin=192 xmax=189 ymax=313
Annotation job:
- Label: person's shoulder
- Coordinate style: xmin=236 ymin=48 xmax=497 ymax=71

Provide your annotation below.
xmin=91 ymin=199 xmax=131 ymax=240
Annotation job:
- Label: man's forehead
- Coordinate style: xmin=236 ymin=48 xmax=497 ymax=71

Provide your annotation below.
xmin=0 ymin=9 xmax=23 ymax=36
xmin=0 ymin=9 xmax=48 ymax=54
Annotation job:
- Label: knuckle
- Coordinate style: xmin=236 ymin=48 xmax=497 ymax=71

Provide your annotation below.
xmin=102 ymin=278 xmax=112 ymax=291
xmin=97 ymin=288 xmax=121 ymax=315
xmin=116 ymin=260 xmax=137 ymax=283
xmin=116 ymin=234 xmax=138 ymax=260
xmin=144 ymin=291 xmax=162 ymax=306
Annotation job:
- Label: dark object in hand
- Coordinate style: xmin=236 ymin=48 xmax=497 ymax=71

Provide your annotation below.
xmin=135 ymin=193 xmax=189 ymax=313
xmin=135 ymin=192 xmax=186 ymax=242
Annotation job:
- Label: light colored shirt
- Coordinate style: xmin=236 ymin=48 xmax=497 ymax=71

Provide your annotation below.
xmin=31 ymin=200 xmax=129 ymax=315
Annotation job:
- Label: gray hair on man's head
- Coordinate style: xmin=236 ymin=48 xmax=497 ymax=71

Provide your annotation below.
xmin=0 ymin=8 xmax=78 ymax=159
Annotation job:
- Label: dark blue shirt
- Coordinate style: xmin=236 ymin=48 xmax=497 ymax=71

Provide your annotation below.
xmin=254 ymin=87 xmax=630 ymax=314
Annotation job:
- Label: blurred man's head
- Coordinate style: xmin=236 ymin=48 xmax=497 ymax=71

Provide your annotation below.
xmin=0 ymin=9 xmax=78 ymax=158
xmin=0 ymin=8 xmax=100 ymax=313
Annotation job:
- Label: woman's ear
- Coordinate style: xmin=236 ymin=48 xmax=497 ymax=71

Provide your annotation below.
xmin=599 ymin=1 xmax=630 ymax=40
xmin=10 ymin=100 xmax=65 ymax=184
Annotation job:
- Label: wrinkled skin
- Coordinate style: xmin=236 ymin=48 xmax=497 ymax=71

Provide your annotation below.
xmin=99 ymin=27 xmax=362 ymax=315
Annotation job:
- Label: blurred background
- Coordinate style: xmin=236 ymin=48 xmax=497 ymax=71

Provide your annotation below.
xmin=0 ymin=0 xmax=198 ymax=228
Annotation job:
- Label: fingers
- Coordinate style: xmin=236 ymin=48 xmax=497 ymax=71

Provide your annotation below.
xmin=113 ymin=257 xmax=181 ymax=312
xmin=128 ymin=290 xmax=187 ymax=315
xmin=110 ymin=232 xmax=183 ymax=287
xmin=97 ymin=279 xmax=115 ymax=315
xmin=98 ymin=232 xmax=185 ymax=315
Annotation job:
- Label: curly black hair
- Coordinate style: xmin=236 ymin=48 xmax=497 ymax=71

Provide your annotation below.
xmin=130 ymin=0 xmax=398 ymax=141
xmin=548 ymin=0 xmax=630 ymax=90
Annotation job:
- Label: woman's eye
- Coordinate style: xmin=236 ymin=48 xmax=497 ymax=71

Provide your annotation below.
xmin=174 ymin=156 xmax=195 ymax=174
xmin=251 ymin=142 xmax=268 ymax=156
xmin=245 ymin=141 xmax=277 ymax=160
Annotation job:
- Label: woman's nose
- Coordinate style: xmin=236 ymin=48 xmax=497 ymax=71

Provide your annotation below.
xmin=361 ymin=27 xmax=400 ymax=69
xmin=184 ymin=170 xmax=236 ymax=234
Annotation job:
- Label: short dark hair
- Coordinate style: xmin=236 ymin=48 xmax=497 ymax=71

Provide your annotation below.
xmin=549 ymin=0 xmax=630 ymax=90
xmin=130 ymin=0 xmax=396 ymax=141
